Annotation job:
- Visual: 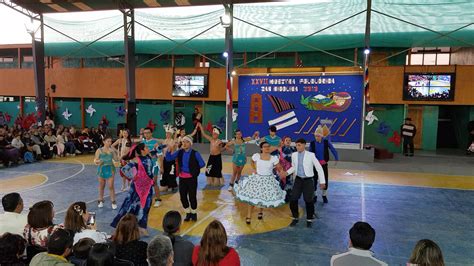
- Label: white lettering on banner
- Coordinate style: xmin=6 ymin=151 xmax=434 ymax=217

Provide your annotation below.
xmin=298 ymin=78 xmax=335 ymax=85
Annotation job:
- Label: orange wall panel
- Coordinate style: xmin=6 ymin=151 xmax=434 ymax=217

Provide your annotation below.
xmin=0 ymin=69 xmax=35 ymax=96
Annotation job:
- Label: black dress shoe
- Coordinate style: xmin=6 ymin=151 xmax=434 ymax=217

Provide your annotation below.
xmin=290 ymin=219 xmax=299 ymax=227
xmin=191 ymin=213 xmax=197 ymax=221
xmin=322 ymin=196 xmax=328 ymax=203
xmin=184 ymin=213 xmax=192 ymax=221
xmin=306 ymin=221 xmax=313 ymax=228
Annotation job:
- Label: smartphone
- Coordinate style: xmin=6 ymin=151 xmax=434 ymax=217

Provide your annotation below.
xmin=87 ymin=212 xmax=96 ymax=226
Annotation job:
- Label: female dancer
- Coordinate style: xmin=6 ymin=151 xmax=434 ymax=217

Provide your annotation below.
xmin=160 ymin=124 xmax=178 ymax=192
xmin=111 ymin=143 xmax=161 ymax=236
xmin=94 ymin=136 xmax=118 ymax=209
xmin=224 ymin=129 xmax=258 ymax=191
xmin=112 ymin=129 xmax=132 ymax=191
xmin=234 ymin=141 xmax=287 ymax=224
xmin=280 ymin=136 xmax=296 ymax=202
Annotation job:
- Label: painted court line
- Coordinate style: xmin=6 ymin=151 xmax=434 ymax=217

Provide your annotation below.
xmin=19 ymin=159 xmax=86 ymax=193
xmin=360 ymin=178 xmax=366 ymax=222
xmin=180 ymin=204 xmax=227 ymax=237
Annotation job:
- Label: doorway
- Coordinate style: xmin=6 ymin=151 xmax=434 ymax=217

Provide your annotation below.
xmin=407 ymin=106 xmax=423 ymax=149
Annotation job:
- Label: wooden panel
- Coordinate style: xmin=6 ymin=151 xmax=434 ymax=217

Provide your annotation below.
xmin=407 ymin=106 xmax=423 ymax=149
xmin=370 ymin=65 xmax=474 ymax=105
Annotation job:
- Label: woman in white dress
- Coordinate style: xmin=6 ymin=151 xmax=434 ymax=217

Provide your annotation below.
xmin=234 ymin=141 xmax=287 ymax=224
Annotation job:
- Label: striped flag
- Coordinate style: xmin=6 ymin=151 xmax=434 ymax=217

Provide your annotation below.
xmin=226 ymin=72 xmax=232 ymax=110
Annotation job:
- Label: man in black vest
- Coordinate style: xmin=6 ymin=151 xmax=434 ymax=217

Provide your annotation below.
xmin=165 ymin=135 xmax=205 ymax=221
xmin=401 ymin=118 xmax=417 ymax=156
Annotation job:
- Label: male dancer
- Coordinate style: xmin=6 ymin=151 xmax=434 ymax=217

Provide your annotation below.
xmin=285 ymin=138 xmax=326 ymax=228
xmin=309 ymin=125 xmax=338 ymax=203
xmin=142 ymin=127 xmax=162 ymax=207
xmin=165 ymin=135 xmax=205 ymax=221
xmin=160 ymin=124 xmax=178 ymax=193
xmin=198 ymin=123 xmax=226 ymax=186
xmin=401 ymin=117 xmax=416 ymax=156
xmin=259 ymin=126 xmax=282 ymax=156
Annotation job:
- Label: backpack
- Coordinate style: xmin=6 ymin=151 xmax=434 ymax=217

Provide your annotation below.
xmin=23 ymin=151 xmax=35 ymax=163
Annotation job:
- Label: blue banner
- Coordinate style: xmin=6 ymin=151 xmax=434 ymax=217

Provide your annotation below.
xmin=237 ymin=75 xmax=363 ymax=144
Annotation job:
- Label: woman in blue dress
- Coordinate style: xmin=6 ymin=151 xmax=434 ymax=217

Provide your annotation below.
xmin=94 ymin=136 xmax=118 ymax=210
xmin=224 ymin=129 xmax=258 ymax=192
xmin=111 ymin=143 xmax=160 ymax=236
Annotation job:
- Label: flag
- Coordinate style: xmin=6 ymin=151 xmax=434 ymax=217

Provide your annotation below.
xmin=226 ymin=72 xmax=232 ymax=110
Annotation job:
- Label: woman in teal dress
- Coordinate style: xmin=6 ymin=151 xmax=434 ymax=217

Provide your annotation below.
xmin=224 ymin=129 xmax=258 ymax=191
xmin=94 ymin=136 xmax=118 ymax=210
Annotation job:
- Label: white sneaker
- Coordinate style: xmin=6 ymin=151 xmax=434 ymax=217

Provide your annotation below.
xmin=227 ymin=185 xmax=233 ymax=192
xmin=111 ymin=203 xmax=117 ymax=210
xmin=153 ymin=200 xmax=161 ymax=208
xmin=98 ymin=201 xmax=104 ymax=208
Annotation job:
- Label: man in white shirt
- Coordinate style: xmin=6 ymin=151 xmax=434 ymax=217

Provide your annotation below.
xmin=0 ymin=192 xmax=28 ymax=236
xmin=330 ymin=222 xmax=387 ymax=266
xmin=285 ymin=138 xmax=326 ymax=228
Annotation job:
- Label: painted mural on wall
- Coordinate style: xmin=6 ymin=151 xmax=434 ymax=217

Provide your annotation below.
xmin=238 ymin=75 xmax=363 ymax=144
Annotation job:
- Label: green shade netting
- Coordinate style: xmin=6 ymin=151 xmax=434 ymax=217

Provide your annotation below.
xmin=43 ymin=0 xmax=474 ymax=58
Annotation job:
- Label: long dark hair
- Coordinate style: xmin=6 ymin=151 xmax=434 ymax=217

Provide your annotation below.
xmin=197 ymin=220 xmax=230 ymax=266
xmin=259 ymin=141 xmax=269 ymax=153
xmin=113 ymin=214 xmax=140 ymax=245
xmin=122 ymin=143 xmax=146 ymax=161
xmin=64 ymin=202 xmax=87 ymax=233
xmin=28 ymin=200 xmax=54 ymax=229
xmin=162 ymin=211 xmax=182 ymax=245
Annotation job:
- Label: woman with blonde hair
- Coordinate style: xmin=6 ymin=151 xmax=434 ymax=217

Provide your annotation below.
xmin=113 ymin=214 xmax=148 ymax=266
xmin=192 ymin=220 xmax=240 ymax=266
xmin=408 ymin=239 xmax=444 ymax=266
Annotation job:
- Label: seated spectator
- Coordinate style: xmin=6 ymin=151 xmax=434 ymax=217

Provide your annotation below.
xmin=44 ymin=130 xmax=58 ymax=157
xmin=11 ymin=133 xmax=25 ymax=152
xmin=22 ymin=132 xmax=42 ymax=161
xmin=24 ymin=200 xmax=63 ymax=262
xmin=69 ymin=238 xmax=95 ymax=266
xmin=163 ymin=211 xmax=194 ymax=266
xmin=330 ymin=221 xmax=387 ymax=266
xmin=147 ymin=235 xmax=174 ymax=266
xmin=0 ymin=233 xmax=27 ymax=265
xmin=0 ymin=192 xmax=27 ymax=235
xmin=192 ymin=220 xmax=240 ymax=266
xmin=408 ymin=239 xmax=445 ymax=266
xmin=113 ymin=214 xmax=148 ymax=266
xmin=64 ymin=202 xmax=108 ymax=245
xmin=87 ymin=243 xmax=132 ymax=266
xmin=31 ymin=129 xmax=51 ymax=159
xmin=30 ymin=228 xmax=74 ymax=266
xmin=0 ymin=134 xmax=21 ymax=166
xmin=55 ymin=130 xmax=66 ymax=157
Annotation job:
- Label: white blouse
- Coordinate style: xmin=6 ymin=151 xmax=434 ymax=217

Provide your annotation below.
xmin=252 ymin=153 xmax=279 ymax=176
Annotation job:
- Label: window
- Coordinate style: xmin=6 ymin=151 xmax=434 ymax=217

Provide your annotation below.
xmin=406 ymin=47 xmax=451 ymax=66
xmin=0 ymin=57 xmax=14 ymax=63
xmin=0 ymin=96 xmax=15 ymax=102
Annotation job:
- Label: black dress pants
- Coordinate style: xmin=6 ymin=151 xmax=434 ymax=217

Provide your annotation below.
xmin=290 ymin=176 xmax=315 ymax=220
xmin=179 ymin=176 xmax=198 ymax=210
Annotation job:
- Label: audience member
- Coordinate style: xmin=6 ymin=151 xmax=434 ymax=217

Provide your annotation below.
xmin=69 ymin=238 xmax=95 ymax=266
xmin=192 ymin=220 xmax=240 ymax=266
xmin=30 ymin=228 xmax=74 ymax=266
xmin=147 ymin=235 xmax=174 ymax=266
xmin=87 ymin=243 xmax=132 ymax=266
xmin=113 ymin=214 xmax=148 ymax=266
xmin=64 ymin=202 xmax=108 ymax=244
xmin=408 ymin=239 xmax=445 ymax=266
xmin=163 ymin=210 xmax=194 ymax=266
xmin=0 ymin=192 xmax=27 ymax=235
xmin=0 ymin=232 xmax=27 ymax=265
xmin=24 ymin=200 xmax=63 ymax=262
xmin=330 ymin=221 xmax=387 ymax=266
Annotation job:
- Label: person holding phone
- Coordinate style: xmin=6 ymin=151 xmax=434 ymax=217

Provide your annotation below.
xmin=64 ymin=202 xmax=108 ymax=245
